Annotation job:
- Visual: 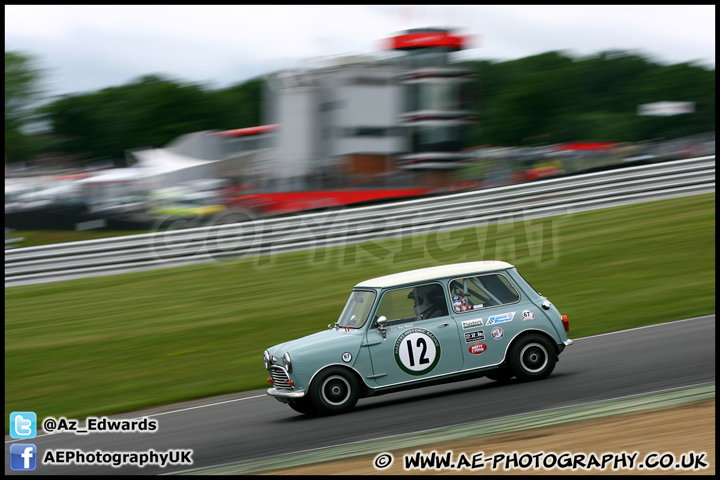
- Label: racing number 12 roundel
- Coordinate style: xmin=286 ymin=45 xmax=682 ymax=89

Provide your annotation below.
xmin=394 ymin=328 xmax=441 ymax=376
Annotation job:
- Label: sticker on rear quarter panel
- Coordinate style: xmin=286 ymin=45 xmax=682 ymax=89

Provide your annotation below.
xmin=485 ymin=311 xmax=515 ymax=325
xmin=394 ymin=328 xmax=441 ymax=376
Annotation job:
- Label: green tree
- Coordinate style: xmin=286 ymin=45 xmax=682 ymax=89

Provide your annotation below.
xmin=210 ymin=77 xmax=264 ymax=129
xmin=5 ymin=50 xmax=47 ymax=162
xmin=27 ymin=48 xmax=717 ymax=163
xmin=41 ymin=74 xmax=266 ymax=165
xmin=463 ymin=50 xmax=714 ymax=146
xmin=43 ymin=75 xmax=227 ymax=164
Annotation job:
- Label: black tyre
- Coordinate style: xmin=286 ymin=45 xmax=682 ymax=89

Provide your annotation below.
xmin=485 ymin=365 xmax=515 ymax=382
xmin=508 ymin=334 xmax=557 ymax=381
xmin=287 ymin=396 xmax=317 ymax=415
xmin=310 ymin=367 xmax=360 ymax=415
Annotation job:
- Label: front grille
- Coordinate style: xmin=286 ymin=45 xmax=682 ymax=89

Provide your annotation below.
xmin=269 ymin=366 xmax=293 ymax=389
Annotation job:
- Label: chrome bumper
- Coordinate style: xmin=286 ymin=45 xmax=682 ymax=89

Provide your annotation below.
xmin=564 ymin=338 xmax=573 ymax=346
xmin=267 ymin=388 xmax=306 ymax=401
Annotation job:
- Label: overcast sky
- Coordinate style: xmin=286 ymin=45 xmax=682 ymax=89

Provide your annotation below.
xmin=5 ymin=5 xmax=716 ymax=99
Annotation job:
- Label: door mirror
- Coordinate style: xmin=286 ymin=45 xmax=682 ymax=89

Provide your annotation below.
xmin=376 ymin=316 xmax=388 ymax=340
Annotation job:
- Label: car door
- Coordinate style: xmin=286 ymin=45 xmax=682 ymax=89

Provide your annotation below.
xmin=364 ymin=283 xmax=463 ymax=387
xmin=448 ymin=272 xmax=523 ymax=369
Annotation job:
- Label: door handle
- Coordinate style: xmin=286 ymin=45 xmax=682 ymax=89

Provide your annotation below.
xmin=437 ymin=322 xmax=450 ymax=327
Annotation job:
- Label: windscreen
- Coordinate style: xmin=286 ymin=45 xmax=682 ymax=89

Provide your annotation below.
xmin=336 ymin=290 xmax=376 ymax=328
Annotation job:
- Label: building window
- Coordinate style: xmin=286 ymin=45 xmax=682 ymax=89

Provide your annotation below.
xmin=357 ymin=127 xmax=386 ymax=137
xmin=343 ymin=127 xmax=404 ymax=138
xmin=347 ymin=77 xmax=392 ymax=86
xmin=406 ymin=82 xmax=460 ymax=112
xmin=402 ymin=49 xmax=452 ymax=68
xmin=411 ymin=125 xmax=462 ymax=152
xmin=319 ymin=100 xmax=346 ymax=112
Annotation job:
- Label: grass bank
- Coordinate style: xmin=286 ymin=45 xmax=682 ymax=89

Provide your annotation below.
xmin=5 ymin=193 xmax=715 ymax=430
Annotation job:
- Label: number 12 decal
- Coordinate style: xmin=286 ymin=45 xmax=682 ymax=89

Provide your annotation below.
xmin=394 ymin=328 xmax=441 ymax=375
xmin=405 ymin=338 xmax=430 ymax=367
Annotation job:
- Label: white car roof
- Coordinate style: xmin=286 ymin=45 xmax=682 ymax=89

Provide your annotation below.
xmin=355 ymin=261 xmax=514 ymax=288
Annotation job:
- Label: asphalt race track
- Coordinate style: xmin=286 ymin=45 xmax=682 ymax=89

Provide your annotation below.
xmin=5 ymin=315 xmax=715 ymax=475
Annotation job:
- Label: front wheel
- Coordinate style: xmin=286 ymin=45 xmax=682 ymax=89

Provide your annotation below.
xmin=508 ymin=334 xmax=557 ymax=381
xmin=310 ymin=367 xmax=360 ymax=415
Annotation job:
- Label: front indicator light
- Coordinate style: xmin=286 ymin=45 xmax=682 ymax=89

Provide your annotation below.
xmin=267 ymin=377 xmax=272 ymax=384
xmin=562 ymin=315 xmax=569 ymax=332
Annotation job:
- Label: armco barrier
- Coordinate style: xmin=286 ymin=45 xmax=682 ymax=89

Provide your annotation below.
xmin=5 ymin=156 xmax=715 ymax=287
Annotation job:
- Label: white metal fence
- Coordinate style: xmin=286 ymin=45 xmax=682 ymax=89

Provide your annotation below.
xmin=5 ymin=156 xmax=715 ymax=287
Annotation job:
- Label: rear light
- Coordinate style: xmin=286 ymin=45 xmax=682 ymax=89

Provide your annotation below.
xmin=561 ymin=315 xmax=569 ymax=332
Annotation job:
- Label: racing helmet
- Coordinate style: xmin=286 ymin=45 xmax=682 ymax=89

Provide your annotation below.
xmin=408 ymin=285 xmax=436 ymax=317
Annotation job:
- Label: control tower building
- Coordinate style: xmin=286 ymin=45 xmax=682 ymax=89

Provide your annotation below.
xmin=264 ymin=27 xmax=475 ymax=189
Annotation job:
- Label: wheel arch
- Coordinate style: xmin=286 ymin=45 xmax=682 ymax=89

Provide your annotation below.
xmin=504 ymin=329 xmax=561 ymax=363
xmin=309 ymin=363 xmax=373 ymax=398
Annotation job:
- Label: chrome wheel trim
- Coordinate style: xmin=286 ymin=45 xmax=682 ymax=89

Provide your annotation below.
xmin=321 ymin=375 xmax=351 ymax=406
xmin=519 ymin=342 xmax=548 ymax=373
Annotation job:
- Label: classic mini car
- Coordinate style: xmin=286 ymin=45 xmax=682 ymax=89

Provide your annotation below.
xmin=263 ymin=261 xmax=572 ymax=415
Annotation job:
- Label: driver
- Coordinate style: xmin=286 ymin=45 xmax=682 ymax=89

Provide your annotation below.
xmin=408 ymin=285 xmax=447 ymax=319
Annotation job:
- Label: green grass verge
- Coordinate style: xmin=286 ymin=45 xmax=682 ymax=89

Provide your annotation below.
xmin=5 ymin=193 xmax=715 ymax=431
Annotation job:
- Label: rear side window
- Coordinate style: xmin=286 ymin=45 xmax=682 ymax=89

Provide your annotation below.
xmin=448 ymin=273 xmax=520 ymax=313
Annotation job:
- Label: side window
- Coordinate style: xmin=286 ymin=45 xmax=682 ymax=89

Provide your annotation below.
xmin=376 ymin=284 xmax=448 ymax=322
xmin=448 ymin=274 xmax=520 ymax=313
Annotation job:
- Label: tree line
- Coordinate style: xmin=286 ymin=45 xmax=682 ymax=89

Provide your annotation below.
xmin=5 ymin=49 xmax=715 ymax=166
xmin=461 ymin=50 xmax=714 ymax=146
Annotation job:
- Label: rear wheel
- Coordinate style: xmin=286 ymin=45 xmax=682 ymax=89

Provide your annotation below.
xmin=508 ymin=334 xmax=557 ymax=381
xmin=310 ymin=367 xmax=360 ymax=415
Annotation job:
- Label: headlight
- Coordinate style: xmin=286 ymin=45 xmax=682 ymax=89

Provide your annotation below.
xmin=263 ymin=350 xmax=271 ymax=371
xmin=282 ymin=352 xmax=292 ymax=374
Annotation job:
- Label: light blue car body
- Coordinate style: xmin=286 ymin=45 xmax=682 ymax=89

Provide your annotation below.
xmin=263 ymin=261 xmax=572 ymax=414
